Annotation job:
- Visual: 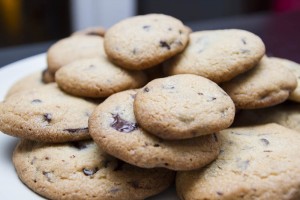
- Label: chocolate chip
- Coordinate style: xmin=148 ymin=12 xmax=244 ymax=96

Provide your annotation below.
xmin=128 ymin=181 xmax=142 ymax=189
xmin=241 ymin=38 xmax=247 ymax=45
xmin=217 ymin=191 xmax=223 ymax=196
xmin=162 ymin=85 xmax=175 ymax=89
xmin=110 ymin=188 xmax=120 ymax=194
xmin=207 ymin=97 xmax=216 ymax=102
xmin=159 ymin=41 xmax=171 ymax=50
xmin=110 ymin=114 xmax=138 ymax=133
xmin=153 ymin=143 xmax=160 ymax=147
xmin=71 ymin=141 xmax=87 ymax=150
xmin=31 ymin=99 xmax=42 ymax=104
xmin=132 ymin=48 xmax=137 ymax=54
xmin=198 ymin=92 xmax=204 ymax=95
xmin=130 ymin=93 xmax=137 ymax=99
xmin=143 ymin=87 xmax=149 ymax=92
xmin=43 ymin=113 xmax=52 ymax=123
xmin=213 ymin=133 xmax=218 ymax=142
xmin=42 ymin=171 xmax=53 ymax=182
xmin=70 ymin=155 xmax=75 ymax=158
xmin=241 ymin=49 xmax=250 ymax=54
xmin=260 ymin=138 xmax=270 ymax=146
xmin=142 ymin=25 xmax=151 ymax=31
xmin=63 ymin=127 xmax=88 ymax=133
xmin=45 ymin=156 xmax=50 ymax=160
xmin=113 ymin=160 xmax=125 ymax=171
xmin=83 ymin=167 xmax=99 ymax=176
xmin=30 ymin=156 xmax=37 ymax=165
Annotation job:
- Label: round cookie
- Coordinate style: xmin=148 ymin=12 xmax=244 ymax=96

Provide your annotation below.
xmin=177 ymin=123 xmax=300 ymax=200
xmin=42 ymin=69 xmax=55 ymax=83
xmin=104 ymin=14 xmax=190 ymax=70
xmin=89 ymin=89 xmax=221 ymax=171
xmin=72 ymin=26 xmax=106 ymax=37
xmin=233 ymin=102 xmax=300 ymax=132
xmin=55 ymin=57 xmax=147 ymax=98
xmin=164 ymin=29 xmax=265 ymax=83
xmin=221 ymin=57 xmax=297 ymax=109
xmin=134 ymin=74 xmax=235 ymax=140
xmin=13 ymin=140 xmax=174 ymax=200
xmin=0 ymin=83 xmax=97 ymax=142
xmin=269 ymin=57 xmax=300 ymax=102
xmin=47 ymin=35 xmax=105 ymax=74
xmin=5 ymin=71 xmax=46 ymax=99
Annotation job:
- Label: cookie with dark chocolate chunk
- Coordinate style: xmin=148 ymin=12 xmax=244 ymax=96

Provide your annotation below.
xmin=13 ymin=140 xmax=174 ymax=200
xmin=104 ymin=14 xmax=190 ymax=70
xmin=134 ymin=74 xmax=235 ymax=139
xmin=164 ymin=29 xmax=265 ymax=83
xmin=221 ymin=57 xmax=297 ymax=109
xmin=89 ymin=89 xmax=221 ymax=170
xmin=0 ymin=83 xmax=97 ymax=142
xmin=177 ymin=124 xmax=300 ymax=200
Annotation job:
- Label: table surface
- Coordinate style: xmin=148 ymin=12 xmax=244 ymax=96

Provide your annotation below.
xmin=0 ymin=10 xmax=299 ymax=68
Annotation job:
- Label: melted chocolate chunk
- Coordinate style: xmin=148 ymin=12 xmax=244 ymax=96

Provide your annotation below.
xmin=71 ymin=141 xmax=87 ymax=150
xmin=110 ymin=114 xmax=138 ymax=133
xmin=43 ymin=113 xmax=52 ymax=123
xmin=153 ymin=143 xmax=160 ymax=147
xmin=143 ymin=87 xmax=150 ymax=92
xmin=142 ymin=25 xmax=151 ymax=31
xmin=159 ymin=41 xmax=171 ymax=50
xmin=63 ymin=127 xmax=88 ymax=133
xmin=31 ymin=99 xmax=42 ymax=104
xmin=83 ymin=167 xmax=99 ymax=176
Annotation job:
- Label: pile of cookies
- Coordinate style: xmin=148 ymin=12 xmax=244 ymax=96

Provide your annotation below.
xmin=1 ymin=13 xmax=300 ymax=200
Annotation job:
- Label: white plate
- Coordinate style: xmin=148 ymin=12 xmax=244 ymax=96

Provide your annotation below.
xmin=0 ymin=54 xmax=178 ymax=200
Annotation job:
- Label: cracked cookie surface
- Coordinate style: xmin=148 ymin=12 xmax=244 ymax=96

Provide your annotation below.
xmin=221 ymin=57 xmax=297 ymax=109
xmin=177 ymin=123 xmax=300 ymax=200
xmin=104 ymin=14 xmax=190 ymax=70
xmin=164 ymin=29 xmax=265 ymax=83
xmin=0 ymin=83 xmax=97 ymax=142
xmin=13 ymin=140 xmax=174 ymax=200
xmin=89 ymin=89 xmax=221 ymax=171
xmin=134 ymin=74 xmax=235 ymax=139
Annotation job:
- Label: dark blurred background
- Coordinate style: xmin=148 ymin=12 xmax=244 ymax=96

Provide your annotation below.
xmin=0 ymin=0 xmax=300 ymax=66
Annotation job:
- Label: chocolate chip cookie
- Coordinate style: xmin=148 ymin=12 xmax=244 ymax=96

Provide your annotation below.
xmin=164 ymin=29 xmax=265 ymax=83
xmin=13 ymin=140 xmax=174 ymax=200
xmin=134 ymin=74 xmax=235 ymax=139
xmin=177 ymin=124 xmax=300 ymax=200
xmin=89 ymin=90 xmax=221 ymax=171
xmin=0 ymin=84 xmax=97 ymax=142
xmin=55 ymin=58 xmax=147 ymax=98
xmin=222 ymin=57 xmax=297 ymax=109
xmin=104 ymin=14 xmax=190 ymax=70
